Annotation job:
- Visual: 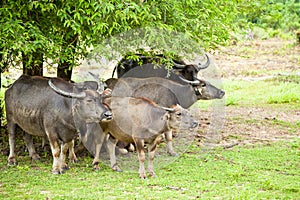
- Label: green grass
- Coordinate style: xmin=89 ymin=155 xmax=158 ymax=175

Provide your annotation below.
xmin=223 ymin=78 xmax=300 ymax=106
xmin=192 ymin=75 xmax=300 ymax=110
xmin=0 ymin=140 xmax=299 ymax=199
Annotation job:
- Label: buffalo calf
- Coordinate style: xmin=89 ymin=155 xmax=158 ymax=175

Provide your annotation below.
xmin=101 ymin=97 xmax=198 ymax=179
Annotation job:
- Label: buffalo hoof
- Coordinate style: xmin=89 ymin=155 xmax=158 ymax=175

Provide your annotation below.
xmin=148 ymin=172 xmax=157 ymax=178
xmin=7 ymin=157 xmax=18 ymax=166
xmin=7 ymin=160 xmax=18 ymax=166
xmin=62 ymin=165 xmax=70 ymax=171
xmin=112 ymin=164 xmax=122 ymax=172
xmin=139 ymin=173 xmax=147 ymax=179
xmin=150 ymin=174 xmax=157 ymax=178
xmin=52 ymin=169 xmax=63 ymax=175
xmin=93 ymin=165 xmax=101 ymax=171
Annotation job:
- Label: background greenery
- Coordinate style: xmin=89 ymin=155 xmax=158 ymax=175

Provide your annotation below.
xmin=1 ymin=0 xmax=299 ymax=73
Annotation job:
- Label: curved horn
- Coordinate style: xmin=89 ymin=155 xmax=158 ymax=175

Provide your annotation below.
xmin=161 ymin=106 xmax=175 ymax=112
xmin=172 ymin=61 xmax=186 ymax=68
xmin=178 ymin=75 xmax=200 ymax=85
xmin=88 ymin=72 xmax=105 ymax=94
xmin=198 ymin=53 xmax=210 ymax=70
xmin=48 ymin=80 xmax=86 ymax=98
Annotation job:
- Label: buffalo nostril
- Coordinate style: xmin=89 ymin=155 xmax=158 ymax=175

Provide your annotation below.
xmin=192 ymin=121 xmax=198 ymax=128
xmin=219 ymin=90 xmax=225 ymax=98
xmin=103 ymin=111 xmax=112 ymax=119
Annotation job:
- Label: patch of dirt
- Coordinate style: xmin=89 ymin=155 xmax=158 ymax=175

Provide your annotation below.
xmin=214 ymin=38 xmax=300 ymax=79
xmin=195 ymin=105 xmax=300 ymax=149
xmin=197 ymin=38 xmax=300 ymax=148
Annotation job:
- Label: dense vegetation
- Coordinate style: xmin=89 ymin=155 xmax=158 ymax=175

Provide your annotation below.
xmin=1 ymin=0 xmax=299 ymax=74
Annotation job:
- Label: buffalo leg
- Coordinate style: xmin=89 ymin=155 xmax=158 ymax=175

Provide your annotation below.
xmin=92 ymin=140 xmax=105 ymax=170
xmin=50 ymin=140 xmax=62 ymax=174
xmin=148 ymin=142 xmax=158 ymax=178
xmin=23 ymin=133 xmax=41 ymax=161
xmin=165 ymin=130 xmax=178 ymax=156
xmin=46 ymin=131 xmax=62 ymax=174
xmin=105 ymin=135 xmax=122 ymax=172
xmin=60 ymin=142 xmax=73 ymax=172
xmin=42 ymin=136 xmax=51 ymax=152
xmin=68 ymin=140 xmax=78 ymax=163
xmin=134 ymin=138 xmax=146 ymax=179
xmin=80 ymin=123 xmax=106 ymax=171
xmin=7 ymin=122 xmax=17 ymax=165
xmin=92 ymin=132 xmax=106 ymax=171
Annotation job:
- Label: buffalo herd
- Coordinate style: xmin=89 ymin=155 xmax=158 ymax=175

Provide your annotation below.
xmin=5 ymin=53 xmax=225 ymax=178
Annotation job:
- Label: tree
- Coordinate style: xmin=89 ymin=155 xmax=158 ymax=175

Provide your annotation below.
xmin=1 ymin=0 xmax=241 ymax=80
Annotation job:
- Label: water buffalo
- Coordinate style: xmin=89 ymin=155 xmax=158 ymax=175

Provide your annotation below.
xmin=100 ymin=96 xmax=198 ymax=178
xmin=113 ymin=53 xmax=210 ymax=83
xmin=105 ymin=77 xmax=224 ymax=156
xmin=5 ymin=75 xmax=112 ymax=174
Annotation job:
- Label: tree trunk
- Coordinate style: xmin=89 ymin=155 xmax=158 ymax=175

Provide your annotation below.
xmin=57 ymin=34 xmax=78 ymax=81
xmin=57 ymin=63 xmax=73 ymax=81
xmin=22 ymin=51 xmax=43 ymax=76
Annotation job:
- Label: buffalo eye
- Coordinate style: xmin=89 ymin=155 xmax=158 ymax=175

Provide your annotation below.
xmin=87 ymin=99 xmax=95 ymax=103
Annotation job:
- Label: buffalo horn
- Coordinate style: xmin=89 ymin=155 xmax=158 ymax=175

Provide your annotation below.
xmin=178 ymin=75 xmax=200 ymax=85
xmin=172 ymin=61 xmax=186 ymax=68
xmin=48 ymin=80 xmax=86 ymax=98
xmin=198 ymin=53 xmax=210 ymax=70
xmin=161 ymin=107 xmax=175 ymax=112
xmin=88 ymin=72 xmax=105 ymax=94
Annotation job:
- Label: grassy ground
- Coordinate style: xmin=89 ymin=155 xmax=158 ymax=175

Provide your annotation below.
xmin=0 ymin=140 xmax=299 ymax=199
xmin=0 ymin=38 xmax=299 ymax=199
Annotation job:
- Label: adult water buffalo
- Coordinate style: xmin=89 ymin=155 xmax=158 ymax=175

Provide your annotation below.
xmin=100 ymin=96 xmax=198 ymax=179
xmin=105 ymin=77 xmax=224 ymax=156
xmin=113 ymin=53 xmax=210 ymax=83
xmin=5 ymin=75 xmax=112 ymax=174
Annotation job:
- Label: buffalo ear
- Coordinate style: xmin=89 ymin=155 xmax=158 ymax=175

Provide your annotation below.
xmin=84 ymin=81 xmax=99 ymax=90
xmin=163 ymin=113 xmax=170 ymax=121
xmin=74 ymin=81 xmax=98 ymax=90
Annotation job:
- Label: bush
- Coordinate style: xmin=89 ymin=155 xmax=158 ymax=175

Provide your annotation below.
xmin=236 ymin=0 xmax=300 ymax=39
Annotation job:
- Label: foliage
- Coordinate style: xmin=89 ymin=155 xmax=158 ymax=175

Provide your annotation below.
xmin=1 ymin=0 xmax=299 ymax=73
xmin=236 ymin=0 xmax=300 ymax=38
xmin=0 ymin=0 xmax=243 ymax=73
